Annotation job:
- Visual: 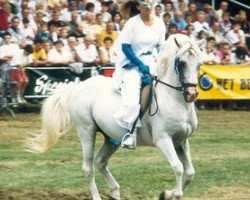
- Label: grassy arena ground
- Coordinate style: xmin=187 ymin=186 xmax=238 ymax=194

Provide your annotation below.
xmin=0 ymin=110 xmax=250 ymax=200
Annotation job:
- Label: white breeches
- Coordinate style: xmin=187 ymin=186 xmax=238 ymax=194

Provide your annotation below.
xmin=113 ymin=68 xmax=142 ymax=131
xmin=113 ymin=54 xmax=157 ymax=131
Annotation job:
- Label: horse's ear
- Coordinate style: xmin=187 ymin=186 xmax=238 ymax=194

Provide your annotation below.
xmin=174 ymin=38 xmax=180 ymax=48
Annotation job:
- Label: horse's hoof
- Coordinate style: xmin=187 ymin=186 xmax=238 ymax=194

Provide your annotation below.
xmin=108 ymin=196 xmax=120 ymax=200
xmin=158 ymin=190 xmax=174 ymax=200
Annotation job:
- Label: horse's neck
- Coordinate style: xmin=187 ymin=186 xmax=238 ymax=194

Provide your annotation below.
xmin=160 ymin=59 xmax=181 ymax=91
xmin=157 ymin=60 xmax=193 ymax=110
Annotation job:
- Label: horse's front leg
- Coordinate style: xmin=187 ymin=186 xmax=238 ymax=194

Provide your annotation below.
xmin=176 ymin=139 xmax=195 ymax=190
xmin=156 ymin=135 xmax=184 ymax=200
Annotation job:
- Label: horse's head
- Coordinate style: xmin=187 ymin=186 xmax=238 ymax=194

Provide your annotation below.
xmin=173 ymin=36 xmax=203 ymax=103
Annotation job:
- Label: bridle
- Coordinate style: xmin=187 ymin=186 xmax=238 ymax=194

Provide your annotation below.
xmin=149 ymin=41 xmax=200 ymax=116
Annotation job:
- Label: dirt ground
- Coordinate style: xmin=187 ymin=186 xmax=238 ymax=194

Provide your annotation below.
xmin=1 ymin=187 xmax=250 ymax=200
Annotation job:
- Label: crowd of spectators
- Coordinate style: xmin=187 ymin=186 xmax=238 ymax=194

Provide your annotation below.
xmin=0 ymin=0 xmax=249 ymax=109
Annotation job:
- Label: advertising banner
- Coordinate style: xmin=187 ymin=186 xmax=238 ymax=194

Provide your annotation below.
xmin=198 ymin=65 xmax=250 ymax=100
xmin=24 ymin=66 xmax=94 ymax=99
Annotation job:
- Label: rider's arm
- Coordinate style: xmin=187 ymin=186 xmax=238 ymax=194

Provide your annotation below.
xmin=121 ymin=43 xmax=149 ymax=75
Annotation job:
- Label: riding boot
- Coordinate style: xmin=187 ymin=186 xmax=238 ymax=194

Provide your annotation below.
xmin=121 ymin=128 xmax=137 ymax=150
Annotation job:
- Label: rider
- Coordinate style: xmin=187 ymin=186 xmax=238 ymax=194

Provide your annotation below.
xmin=112 ymin=0 xmax=166 ymax=149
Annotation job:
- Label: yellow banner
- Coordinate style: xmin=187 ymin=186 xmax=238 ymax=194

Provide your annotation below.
xmin=198 ymin=65 xmax=250 ymax=100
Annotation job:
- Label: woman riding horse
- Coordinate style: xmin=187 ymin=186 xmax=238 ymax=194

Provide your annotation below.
xmin=113 ymin=0 xmax=166 ymax=149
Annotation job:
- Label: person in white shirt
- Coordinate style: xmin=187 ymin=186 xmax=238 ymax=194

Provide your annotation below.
xmin=47 ymin=40 xmax=73 ymax=65
xmin=207 ymin=21 xmax=228 ymax=45
xmin=201 ymin=43 xmax=219 ymax=65
xmin=193 ymin=11 xmax=210 ymax=37
xmin=76 ymin=35 xmax=100 ymax=66
xmin=21 ymin=18 xmax=35 ymax=44
xmin=0 ymin=32 xmax=22 ymax=104
xmin=0 ymin=32 xmax=20 ymax=67
xmin=225 ymin=21 xmax=246 ymax=49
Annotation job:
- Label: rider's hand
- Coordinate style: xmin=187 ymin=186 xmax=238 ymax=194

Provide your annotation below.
xmin=141 ymin=74 xmax=152 ymax=86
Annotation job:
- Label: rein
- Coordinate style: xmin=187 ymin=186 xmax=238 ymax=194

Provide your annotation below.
xmin=148 ymin=76 xmax=184 ymax=116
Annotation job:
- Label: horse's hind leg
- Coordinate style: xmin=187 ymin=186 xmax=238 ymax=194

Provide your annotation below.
xmin=94 ymin=136 xmax=120 ymax=200
xmin=76 ymin=124 xmax=102 ymax=200
xmin=176 ymin=139 xmax=195 ymax=191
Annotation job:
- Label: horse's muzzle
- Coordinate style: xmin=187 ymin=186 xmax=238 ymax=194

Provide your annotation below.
xmin=184 ymin=86 xmax=199 ymax=103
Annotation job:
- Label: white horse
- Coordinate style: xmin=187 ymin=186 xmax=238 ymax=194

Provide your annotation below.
xmin=27 ymin=34 xmax=203 ymax=200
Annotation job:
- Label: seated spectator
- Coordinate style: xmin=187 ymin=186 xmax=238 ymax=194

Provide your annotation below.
xmin=177 ymin=2 xmax=186 ymax=13
xmin=165 ymin=23 xmax=178 ymax=40
xmin=54 ymin=2 xmax=71 ymax=22
xmin=225 ymin=21 xmax=246 ymax=51
xmin=100 ymin=2 xmax=112 ymax=23
xmin=235 ymin=46 xmax=250 ymax=64
xmin=68 ymin=11 xmax=80 ymax=35
xmin=154 ymin=4 xmax=163 ymax=19
xmin=8 ymin=16 xmax=26 ymax=48
xmin=34 ymin=10 xmax=47 ymax=32
xmin=163 ymin=12 xmax=171 ymax=31
xmin=65 ymin=36 xmax=81 ymax=61
xmin=47 ymin=0 xmax=68 ymax=11
xmin=31 ymin=38 xmax=47 ymax=66
xmin=89 ymin=13 xmax=106 ymax=39
xmin=193 ymin=11 xmax=210 ymax=37
xmin=216 ymin=42 xmax=236 ymax=65
xmin=18 ymin=7 xmax=37 ymax=33
xmin=111 ymin=11 xmax=123 ymax=32
xmin=220 ymin=12 xmax=232 ymax=35
xmin=47 ymin=40 xmax=73 ymax=65
xmin=207 ymin=21 xmax=227 ymax=46
xmin=99 ymin=37 xmax=116 ymax=65
xmin=215 ymin=0 xmax=229 ymax=22
xmin=206 ymin=36 xmax=216 ymax=48
xmin=48 ymin=24 xmax=60 ymax=43
xmin=17 ymin=44 xmax=34 ymax=103
xmin=236 ymin=10 xmax=250 ymax=51
xmin=76 ymin=35 xmax=100 ymax=66
xmin=0 ymin=1 xmax=11 ymax=32
xmin=58 ymin=27 xmax=69 ymax=46
xmin=47 ymin=10 xmax=67 ymax=29
xmin=185 ymin=14 xmax=193 ymax=26
xmin=185 ymin=24 xmax=196 ymax=41
xmin=170 ymin=11 xmax=187 ymax=32
xmin=96 ymin=21 xmax=118 ymax=47
xmin=184 ymin=2 xmax=197 ymax=22
xmin=164 ymin=1 xmax=174 ymax=19
xmin=36 ymin=22 xmax=50 ymax=41
xmin=203 ymin=2 xmax=217 ymax=26
xmin=43 ymin=40 xmax=53 ymax=55
xmin=0 ymin=32 xmax=21 ymax=105
xmin=21 ymin=18 xmax=35 ymax=44
xmin=201 ymin=43 xmax=218 ymax=65
xmin=69 ymin=22 xmax=86 ymax=43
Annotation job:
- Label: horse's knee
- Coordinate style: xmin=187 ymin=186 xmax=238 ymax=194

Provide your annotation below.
xmin=172 ymin=162 xmax=184 ymax=176
xmin=82 ymin=163 xmax=93 ymax=179
xmin=185 ymin=168 xmax=195 ymax=181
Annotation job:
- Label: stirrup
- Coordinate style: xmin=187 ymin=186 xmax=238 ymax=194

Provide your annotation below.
xmin=121 ymin=132 xmax=136 ymax=150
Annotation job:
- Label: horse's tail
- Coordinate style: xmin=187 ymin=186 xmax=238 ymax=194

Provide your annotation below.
xmin=27 ymin=83 xmax=75 ymax=153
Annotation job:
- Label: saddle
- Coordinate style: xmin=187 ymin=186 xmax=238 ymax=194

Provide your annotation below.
xmin=140 ymin=84 xmax=153 ymax=116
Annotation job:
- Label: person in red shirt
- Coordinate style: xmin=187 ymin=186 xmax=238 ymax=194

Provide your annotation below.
xmin=0 ymin=2 xmax=11 ymax=32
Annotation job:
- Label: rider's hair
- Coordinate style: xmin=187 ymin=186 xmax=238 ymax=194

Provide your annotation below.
xmin=120 ymin=0 xmax=139 ymax=20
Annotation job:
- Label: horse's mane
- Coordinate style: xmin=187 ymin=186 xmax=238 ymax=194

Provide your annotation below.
xmin=157 ymin=34 xmax=199 ymax=78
